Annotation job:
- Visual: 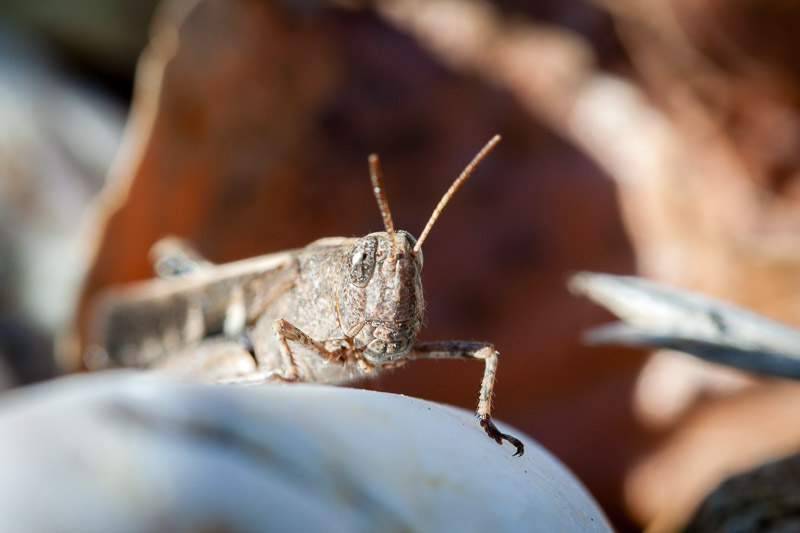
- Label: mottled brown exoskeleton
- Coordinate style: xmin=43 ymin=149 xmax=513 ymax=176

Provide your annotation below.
xmin=92 ymin=135 xmax=523 ymax=456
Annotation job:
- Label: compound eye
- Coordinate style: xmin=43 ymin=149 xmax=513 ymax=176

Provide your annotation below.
xmin=402 ymin=231 xmax=417 ymax=249
xmin=401 ymin=231 xmax=423 ymax=270
xmin=347 ymin=236 xmax=377 ymax=287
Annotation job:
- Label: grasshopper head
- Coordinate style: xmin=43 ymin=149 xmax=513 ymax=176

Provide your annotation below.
xmin=342 ymin=135 xmax=499 ymax=364
xmin=337 ymin=231 xmax=424 ymax=363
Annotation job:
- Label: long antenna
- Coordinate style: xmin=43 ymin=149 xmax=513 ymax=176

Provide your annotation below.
xmin=412 ymin=134 xmax=501 ymax=256
xmin=368 ymin=154 xmax=396 ymax=252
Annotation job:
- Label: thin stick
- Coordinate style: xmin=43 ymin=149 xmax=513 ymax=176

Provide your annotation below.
xmin=368 ymin=154 xmax=396 ymax=252
xmin=412 ymin=135 xmax=501 ymax=256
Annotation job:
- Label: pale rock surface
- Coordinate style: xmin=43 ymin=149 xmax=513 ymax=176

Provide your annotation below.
xmin=0 ymin=371 xmax=611 ymax=532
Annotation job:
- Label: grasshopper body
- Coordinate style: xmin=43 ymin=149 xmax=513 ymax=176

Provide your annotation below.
xmin=92 ymin=136 xmax=523 ymax=456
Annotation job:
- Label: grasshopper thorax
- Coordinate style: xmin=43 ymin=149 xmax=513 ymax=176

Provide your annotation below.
xmin=337 ymin=231 xmax=424 ymax=363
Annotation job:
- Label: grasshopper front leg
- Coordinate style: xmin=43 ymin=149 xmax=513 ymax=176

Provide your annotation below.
xmin=269 ymin=319 xmax=350 ymax=382
xmin=226 ymin=320 xmax=348 ymax=385
xmin=412 ymin=341 xmax=524 ymax=456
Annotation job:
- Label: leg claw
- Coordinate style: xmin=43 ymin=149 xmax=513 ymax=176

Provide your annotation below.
xmin=480 ymin=416 xmax=524 ymax=457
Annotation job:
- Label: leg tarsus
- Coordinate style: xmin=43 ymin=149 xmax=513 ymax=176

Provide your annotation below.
xmin=480 ymin=415 xmax=525 ymax=457
xmin=271 ymin=371 xmax=299 ymax=383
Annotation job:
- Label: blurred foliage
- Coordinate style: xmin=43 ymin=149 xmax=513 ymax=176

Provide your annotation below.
xmin=0 ymin=0 xmax=158 ymax=92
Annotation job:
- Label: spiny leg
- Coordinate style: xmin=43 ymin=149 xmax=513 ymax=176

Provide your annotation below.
xmin=412 ymin=341 xmax=524 ymax=456
xmin=271 ymin=319 xmax=347 ymax=381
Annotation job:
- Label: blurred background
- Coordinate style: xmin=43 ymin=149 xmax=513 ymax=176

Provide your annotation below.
xmin=2 ymin=0 xmax=800 ymax=530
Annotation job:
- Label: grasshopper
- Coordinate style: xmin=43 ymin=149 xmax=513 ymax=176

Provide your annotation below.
xmin=91 ymin=135 xmax=524 ymax=456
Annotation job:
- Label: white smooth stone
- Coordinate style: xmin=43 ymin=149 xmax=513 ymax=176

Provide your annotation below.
xmin=0 ymin=371 xmax=611 ymax=532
